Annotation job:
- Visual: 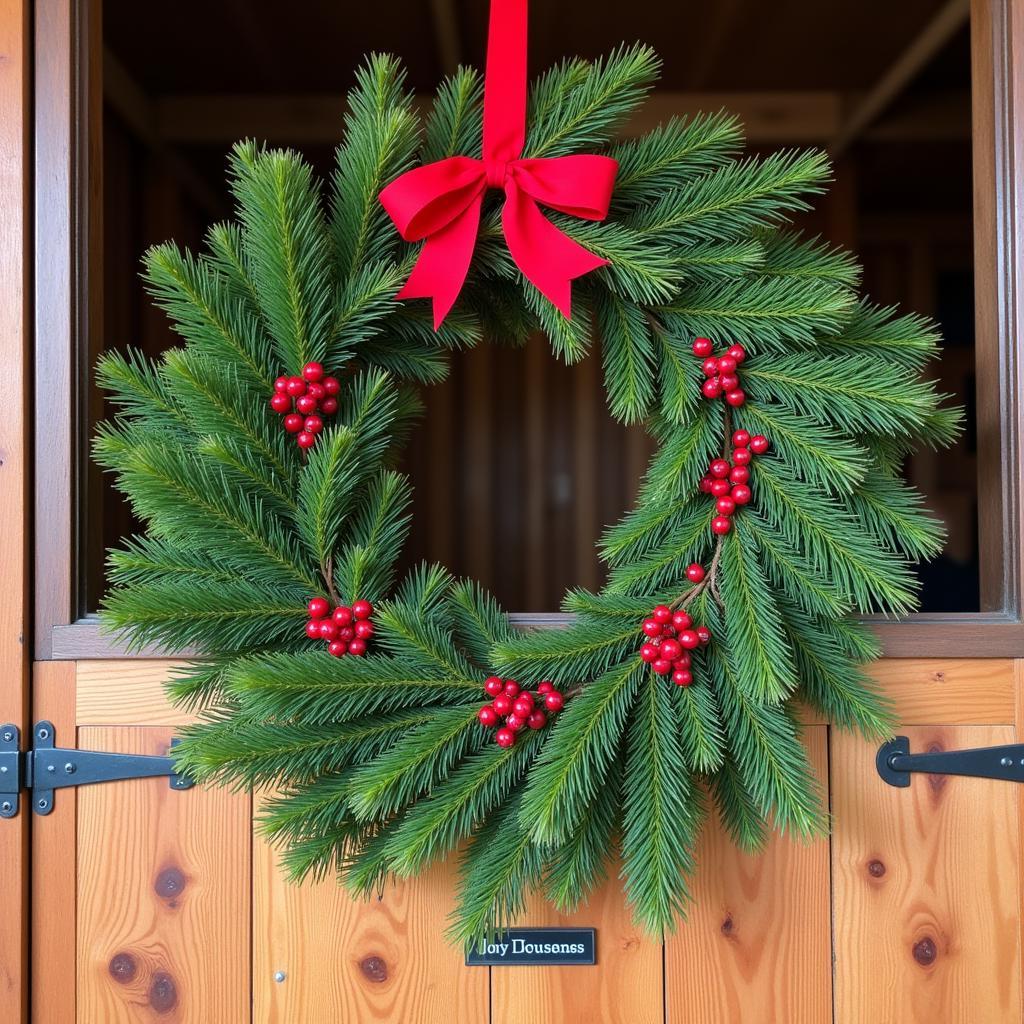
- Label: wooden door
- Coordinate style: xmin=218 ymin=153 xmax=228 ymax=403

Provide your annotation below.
xmin=30 ymin=655 xmax=1024 ymax=1023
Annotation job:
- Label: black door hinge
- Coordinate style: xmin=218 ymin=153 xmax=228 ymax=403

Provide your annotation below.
xmin=0 ymin=721 xmax=193 ymax=819
xmin=877 ymin=735 xmax=1024 ymax=788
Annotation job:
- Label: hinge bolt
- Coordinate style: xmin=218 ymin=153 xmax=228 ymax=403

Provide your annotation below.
xmin=64 ymin=762 xmax=76 ymax=774
xmin=1 ymin=801 xmax=11 ymax=813
xmin=1001 ymin=757 xmax=1013 ymax=767
xmin=37 ymin=727 xmax=49 ymax=740
xmin=2 ymin=731 xmax=12 ymax=742
xmin=36 ymin=798 xmax=48 ymax=810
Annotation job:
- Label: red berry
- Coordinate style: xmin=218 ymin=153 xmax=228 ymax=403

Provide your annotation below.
xmin=732 ymin=429 xmax=750 ymax=447
xmin=503 ymin=680 xmax=521 ymax=698
xmin=699 ymin=475 xmax=714 ymax=493
xmin=686 ymin=563 xmax=705 ymax=583
xmin=307 ymin=382 xmax=326 ymax=401
xmin=307 ymin=596 xmax=329 ymax=619
xmin=725 ymin=390 xmax=746 ymax=407
xmin=302 ymin=361 xmax=324 ymax=382
xmin=495 ymin=727 xmax=516 ymax=748
xmin=354 ymin=620 xmax=374 ymax=640
xmin=505 ymin=713 xmax=526 ymax=732
xmin=318 ymin=620 xmax=338 ymax=641
xmin=711 ymin=515 xmax=733 ymax=535
xmin=270 ymin=393 xmax=291 ymax=413
xmin=673 ymin=669 xmax=694 ymax=687
xmin=679 ymin=629 xmax=700 ymax=650
xmin=347 ymin=638 xmax=367 ymax=656
xmin=538 ymin=681 xmax=554 ymax=694
xmin=674 ymin=651 xmax=691 ymax=668
xmin=696 ymin=626 xmax=712 ymax=645
xmin=286 ymin=376 xmax=306 ymax=397
xmin=642 ymin=618 xmax=662 ymax=638
xmin=328 ymin=640 xmax=347 ymax=657
xmin=709 ymin=459 xmax=730 ymax=478
xmin=284 ymin=413 xmax=304 ymax=433
xmin=352 ymin=600 xmax=374 ymax=620
xmin=727 ymin=344 xmax=746 ymax=363
xmin=304 ymin=415 xmax=324 ymax=435
xmin=484 ymin=676 xmax=504 ymax=697
xmin=479 ymin=706 xmax=499 ymax=727
xmin=731 ymin=484 xmax=752 ymax=506
xmin=297 ymin=431 xmax=316 ymax=449
xmin=652 ymin=659 xmax=672 ymax=675
xmin=640 ymin=642 xmax=659 ymax=663
xmin=527 ymin=710 xmax=548 ymax=730
xmin=701 ymin=378 xmax=722 ymax=400
xmin=493 ymin=693 xmax=513 ymax=715
xmin=338 ymin=626 xmax=355 ymax=642
xmin=717 ymin=355 xmax=737 ymax=374
xmin=733 ymin=447 xmax=752 ymax=466
xmin=323 ymin=376 xmax=341 ymax=396
xmin=513 ymin=696 xmax=534 ymax=718
xmin=320 ymin=397 xmax=339 ymax=415
xmin=296 ymin=394 xmax=318 ymax=415
xmin=652 ymin=604 xmax=672 ymax=624
xmin=661 ymin=624 xmax=676 ymax=637
xmin=333 ymin=606 xmax=353 ymax=627
xmin=544 ymin=691 xmax=565 ymax=712
xmin=729 ymin=465 xmax=749 ymax=484
xmin=305 ymin=619 xmax=321 ymax=639
xmin=710 ymin=478 xmax=731 ymax=497
xmin=274 ymin=376 xmax=289 ymax=393
xmin=660 ymin=639 xmax=682 ymax=661
xmin=701 ymin=357 xmax=720 ymax=377
xmin=749 ymin=435 xmax=769 ymax=455
xmin=672 ymin=610 xmax=692 ymax=631
xmin=692 ymin=337 xmax=713 ymax=357
xmin=716 ymin=496 xmax=736 ymax=515
xmin=719 ymin=374 xmax=739 ymax=392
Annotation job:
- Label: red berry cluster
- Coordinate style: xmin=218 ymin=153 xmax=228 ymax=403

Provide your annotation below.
xmin=269 ymin=362 xmax=341 ymax=450
xmin=638 ymin=581 xmax=711 ymax=687
xmin=692 ymin=337 xmax=748 ymax=407
xmin=698 ymin=430 xmax=769 ymax=535
xmin=305 ymin=596 xmax=375 ymax=657
xmin=477 ymin=677 xmax=565 ymax=748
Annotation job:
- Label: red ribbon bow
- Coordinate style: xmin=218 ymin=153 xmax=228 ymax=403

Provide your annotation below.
xmin=379 ymin=0 xmax=618 ymax=329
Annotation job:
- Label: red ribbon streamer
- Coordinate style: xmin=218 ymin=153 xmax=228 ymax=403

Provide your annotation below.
xmin=379 ymin=0 xmax=618 ymax=329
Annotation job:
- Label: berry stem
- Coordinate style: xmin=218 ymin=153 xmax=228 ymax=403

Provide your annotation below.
xmin=320 ymin=555 xmax=341 ymax=608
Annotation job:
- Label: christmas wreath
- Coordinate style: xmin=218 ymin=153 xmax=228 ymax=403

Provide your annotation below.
xmin=96 ymin=0 xmax=960 ymax=944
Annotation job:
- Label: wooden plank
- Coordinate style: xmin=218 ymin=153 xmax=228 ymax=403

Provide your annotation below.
xmin=31 ymin=662 xmax=77 ymax=1024
xmin=0 ymin=0 xmax=30 ymax=1017
xmin=253 ymin=822 xmax=487 ymax=1022
xmin=76 ymin=660 xmax=196 ymax=727
xmin=832 ymin=724 xmax=1021 ymax=1023
xmin=76 ymin=727 xmax=250 ymax=1022
xmin=664 ymin=727 xmax=831 ymax=1023
xmin=490 ymin=874 xmax=663 ymax=1024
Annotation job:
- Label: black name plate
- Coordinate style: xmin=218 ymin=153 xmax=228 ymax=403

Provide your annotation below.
xmin=465 ymin=928 xmax=596 ymax=966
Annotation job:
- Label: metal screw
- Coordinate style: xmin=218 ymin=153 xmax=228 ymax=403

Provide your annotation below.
xmin=64 ymin=762 xmax=75 ymax=774
xmin=37 ymin=727 xmax=49 ymax=740
xmin=2 ymin=730 xmax=12 ymax=742
xmin=37 ymin=798 xmax=48 ymax=810
xmin=1 ymin=801 xmax=12 ymax=813
xmin=1001 ymin=757 xmax=1013 ymax=767
xmin=274 ymin=971 xmax=287 ymax=983
xmin=0 ymin=765 xmax=7 ymax=774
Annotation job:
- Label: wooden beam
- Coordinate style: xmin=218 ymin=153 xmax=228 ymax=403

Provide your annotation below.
xmin=155 ymin=90 xmax=846 ymax=144
xmin=830 ymin=0 xmax=970 ymax=157
xmin=430 ymin=0 xmax=462 ymax=77
xmin=0 ymin=0 xmax=30 ymax=1018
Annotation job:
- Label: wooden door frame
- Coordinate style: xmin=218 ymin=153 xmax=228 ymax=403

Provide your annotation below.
xmin=0 ymin=0 xmax=31 ymax=1019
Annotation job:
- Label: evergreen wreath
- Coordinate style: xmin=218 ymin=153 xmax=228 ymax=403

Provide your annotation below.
xmin=96 ymin=41 xmax=962 ymax=945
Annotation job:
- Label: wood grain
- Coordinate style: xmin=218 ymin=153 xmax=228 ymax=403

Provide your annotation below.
xmin=664 ymin=727 xmax=832 ymax=1023
xmin=490 ymin=871 xmax=663 ymax=1024
xmin=832 ymin=724 xmax=1021 ymax=1023
xmin=31 ymin=662 xmax=77 ymax=1024
xmin=0 ymin=0 xmax=30 ymax=1018
xmin=76 ymin=660 xmax=195 ymax=726
xmin=76 ymin=727 xmax=250 ymax=1022
xmin=253 ymin=818 xmax=487 ymax=1023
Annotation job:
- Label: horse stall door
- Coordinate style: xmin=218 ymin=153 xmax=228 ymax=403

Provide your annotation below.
xmin=30 ymin=657 xmax=1024 ymax=1023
